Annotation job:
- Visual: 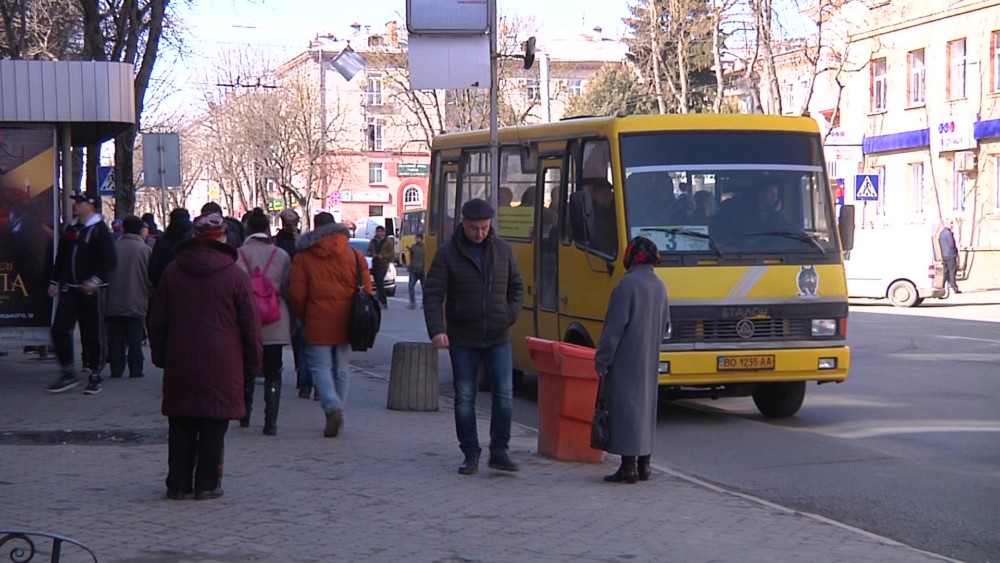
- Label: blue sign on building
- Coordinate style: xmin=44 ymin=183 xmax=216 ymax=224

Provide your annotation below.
xmin=854 ymin=174 xmax=879 ymax=201
xmin=97 ymin=166 xmax=115 ymax=196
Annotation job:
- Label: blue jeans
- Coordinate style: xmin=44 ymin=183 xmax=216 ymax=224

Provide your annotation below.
xmin=305 ymin=343 xmax=351 ymax=413
xmin=449 ymin=342 xmax=513 ymax=456
xmin=408 ymin=270 xmax=424 ymax=304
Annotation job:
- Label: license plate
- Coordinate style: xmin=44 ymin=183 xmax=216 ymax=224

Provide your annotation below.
xmin=717 ymin=354 xmax=776 ymax=371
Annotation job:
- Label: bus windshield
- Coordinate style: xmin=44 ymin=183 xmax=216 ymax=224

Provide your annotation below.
xmin=620 ymin=131 xmax=838 ymax=256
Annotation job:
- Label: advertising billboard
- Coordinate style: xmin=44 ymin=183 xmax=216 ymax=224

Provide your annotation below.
xmin=0 ymin=126 xmax=56 ymax=328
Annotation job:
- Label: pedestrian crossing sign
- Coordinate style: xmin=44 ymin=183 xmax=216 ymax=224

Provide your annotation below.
xmin=854 ymin=174 xmax=879 ymax=201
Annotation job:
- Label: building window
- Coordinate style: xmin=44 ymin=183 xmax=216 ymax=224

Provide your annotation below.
xmin=369 ymin=205 xmax=383 ymax=216
xmin=873 ymin=165 xmax=886 ymax=215
xmin=952 ymin=160 xmax=966 ymax=211
xmin=567 ymin=79 xmax=583 ymax=98
xmin=993 ymin=31 xmax=1000 ymax=92
xmin=996 ymin=156 xmax=1000 ymax=209
xmin=526 ymin=79 xmax=540 ymax=102
xmin=948 ymin=39 xmax=967 ymax=100
xmin=910 ymin=162 xmax=924 ymax=213
xmin=367 ymin=117 xmax=383 ymax=151
xmin=403 ymin=185 xmax=422 ymax=205
xmin=366 ymin=73 xmax=383 ymax=106
xmin=907 ymin=49 xmax=925 ymax=105
xmin=369 ymin=162 xmax=385 ymax=184
xmin=871 ymin=58 xmax=887 ymax=112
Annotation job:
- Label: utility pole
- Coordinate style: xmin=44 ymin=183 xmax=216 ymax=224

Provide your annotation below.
xmin=488 ymin=0 xmax=500 ymax=217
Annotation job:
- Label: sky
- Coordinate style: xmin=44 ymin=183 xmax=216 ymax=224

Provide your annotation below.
xmin=153 ymin=0 xmax=812 ymax=122
xmin=151 ymin=0 xmax=635 ymax=119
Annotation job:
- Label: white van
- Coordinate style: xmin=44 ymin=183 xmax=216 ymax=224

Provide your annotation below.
xmin=845 ymin=229 xmax=947 ymax=307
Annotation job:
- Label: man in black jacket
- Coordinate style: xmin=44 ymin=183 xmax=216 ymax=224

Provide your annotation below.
xmin=47 ymin=193 xmax=117 ymax=394
xmin=423 ymin=198 xmax=525 ymax=475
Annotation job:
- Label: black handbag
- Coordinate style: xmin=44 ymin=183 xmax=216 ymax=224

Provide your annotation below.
xmin=590 ymin=373 xmax=610 ymax=450
xmin=349 ymin=250 xmax=382 ymax=352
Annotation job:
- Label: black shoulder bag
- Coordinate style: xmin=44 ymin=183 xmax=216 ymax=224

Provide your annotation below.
xmin=590 ymin=371 xmax=610 ymax=451
xmin=349 ymin=250 xmax=382 ymax=352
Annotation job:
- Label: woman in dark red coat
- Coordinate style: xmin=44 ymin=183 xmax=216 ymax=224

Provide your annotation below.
xmin=148 ymin=213 xmax=262 ymax=500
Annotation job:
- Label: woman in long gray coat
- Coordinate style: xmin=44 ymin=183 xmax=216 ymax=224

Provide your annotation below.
xmin=594 ymin=237 xmax=670 ymax=484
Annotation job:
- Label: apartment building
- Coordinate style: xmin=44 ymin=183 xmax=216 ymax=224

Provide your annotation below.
xmin=273 ymin=23 xmax=625 ymax=226
xmin=775 ymin=0 xmax=1000 ymax=289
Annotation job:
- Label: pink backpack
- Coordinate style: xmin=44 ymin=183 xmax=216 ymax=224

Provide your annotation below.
xmin=239 ymin=247 xmax=281 ymax=325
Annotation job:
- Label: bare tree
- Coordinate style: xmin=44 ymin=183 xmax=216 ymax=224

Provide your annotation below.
xmin=193 ymin=47 xmax=349 ymax=221
xmin=0 ymin=0 xmax=84 ymax=60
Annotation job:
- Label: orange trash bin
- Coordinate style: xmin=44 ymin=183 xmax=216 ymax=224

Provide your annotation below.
xmin=526 ymin=337 xmax=605 ymax=463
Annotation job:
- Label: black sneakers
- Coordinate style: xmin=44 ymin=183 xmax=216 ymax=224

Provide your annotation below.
xmin=458 ymin=453 xmax=480 ymax=475
xmin=47 ymin=373 xmax=80 ymax=394
xmin=83 ymin=375 xmax=103 ymax=395
xmin=487 ymin=452 xmax=519 ymax=472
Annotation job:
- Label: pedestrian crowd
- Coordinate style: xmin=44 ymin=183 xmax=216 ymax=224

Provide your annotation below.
xmin=43 ymin=193 xmax=671 ymax=500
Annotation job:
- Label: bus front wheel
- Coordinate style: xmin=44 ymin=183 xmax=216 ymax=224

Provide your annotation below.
xmin=752 ymin=382 xmax=806 ymax=418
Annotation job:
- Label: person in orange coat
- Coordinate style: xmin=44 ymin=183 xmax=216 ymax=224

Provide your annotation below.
xmin=289 ymin=213 xmax=373 ymax=438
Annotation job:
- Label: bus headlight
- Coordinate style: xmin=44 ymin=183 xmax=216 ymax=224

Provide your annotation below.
xmin=659 ymin=361 xmax=671 ymax=374
xmin=818 ymin=358 xmax=838 ymax=370
xmin=811 ymin=319 xmax=837 ymax=337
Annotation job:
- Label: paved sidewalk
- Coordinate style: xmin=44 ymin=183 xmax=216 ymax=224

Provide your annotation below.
xmin=0 ymin=350 xmax=953 ymax=562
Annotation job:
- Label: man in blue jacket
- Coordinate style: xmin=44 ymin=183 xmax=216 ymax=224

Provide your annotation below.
xmin=423 ymin=198 xmax=525 ymax=475
xmin=939 ymin=221 xmax=961 ymax=294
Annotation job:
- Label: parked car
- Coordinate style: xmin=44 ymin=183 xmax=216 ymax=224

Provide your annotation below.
xmin=845 ymin=229 xmax=946 ymax=307
xmin=348 ymin=238 xmax=396 ymax=297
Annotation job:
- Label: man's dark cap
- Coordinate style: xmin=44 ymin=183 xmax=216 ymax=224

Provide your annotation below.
xmin=122 ymin=215 xmax=146 ymax=234
xmin=461 ymin=198 xmax=494 ymax=220
xmin=71 ymin=193 xmax=99 ymax=206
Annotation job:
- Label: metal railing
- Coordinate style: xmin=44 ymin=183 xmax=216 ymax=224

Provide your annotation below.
xmin=0 ymin=530 xmax=97 ymax=562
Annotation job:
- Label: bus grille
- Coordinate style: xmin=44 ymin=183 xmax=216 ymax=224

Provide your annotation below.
xmin=668 ymin=318 xmax=812 ymax=343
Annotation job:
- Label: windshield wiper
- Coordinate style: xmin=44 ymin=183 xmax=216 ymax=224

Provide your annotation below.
xmin=640 ymin=227 xmax=723 ymax=258
xmin=745 ymin=230 xmax=826 ymax=253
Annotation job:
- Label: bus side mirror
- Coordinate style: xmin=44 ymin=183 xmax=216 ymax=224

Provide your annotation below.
xmin=838 ymin=204 xmax=855 ymax=252
xmin=569 ymin=191 xmax=595 ymax=248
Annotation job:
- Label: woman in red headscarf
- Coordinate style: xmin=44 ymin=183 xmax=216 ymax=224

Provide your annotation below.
xmin=593 ymin=236 xmax=671 ymax=484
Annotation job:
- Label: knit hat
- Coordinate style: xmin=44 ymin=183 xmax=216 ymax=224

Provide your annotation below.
xmin=623 ymin=236 xmax=660 ymax=269
xmin=461 ymin=198 xmax=493 ymax=220
xmin=193 ymin=212 xmax=227 ymax=239
xmin=122 ymin=215 xmax=146 ymax=235
xmin=112 ymin=218 xmax=124 ymax=232
xmin=279 ymin=208 xmax=299 ymax=224
xmin=71 ymin=193 xmax=99 ymax=206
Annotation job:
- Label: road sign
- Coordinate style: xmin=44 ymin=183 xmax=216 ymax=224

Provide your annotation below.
xmin=97 ymin=166 xmax=115 ymax=196
xmin=855 ymin=174 xmax=880 ymax=201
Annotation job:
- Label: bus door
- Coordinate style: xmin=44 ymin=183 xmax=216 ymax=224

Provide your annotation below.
xmin=428 ymin=160 xmax=459 ymax=257
xmin=535 ymin=159 xmax=562 ymax=340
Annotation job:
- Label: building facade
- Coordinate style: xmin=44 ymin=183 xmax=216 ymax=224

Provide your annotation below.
xmin=833 ymin=0 xmax=1000 ymax=289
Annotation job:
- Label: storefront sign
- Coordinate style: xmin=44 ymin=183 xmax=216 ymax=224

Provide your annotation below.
xmin=397 ymin=163 xmax=429 ymax=177
xmin=340 ymin=190 xmax=391 ymax=203
xmin=931 ymin=115 xmax=976 ymax=153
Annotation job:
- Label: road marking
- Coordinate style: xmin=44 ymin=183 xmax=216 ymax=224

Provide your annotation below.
xmin=936 ymin=335 xmax=1000 ymax=345
xmin=796 ymin=421 xmax=1000 ymax=440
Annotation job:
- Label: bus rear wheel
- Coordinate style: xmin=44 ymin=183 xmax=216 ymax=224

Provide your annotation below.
xmin=752 ymin=382 xmax=806 ymax=418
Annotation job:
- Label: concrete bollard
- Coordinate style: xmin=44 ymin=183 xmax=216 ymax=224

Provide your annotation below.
xmin=386 ymin=342 xmax=439 ymax=411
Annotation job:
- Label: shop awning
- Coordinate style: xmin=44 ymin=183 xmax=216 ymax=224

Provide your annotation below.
xmin=974 ymin=119 xmax=1000 ymax=141
xmin=861 ymin=128 xmax=930 ymax=154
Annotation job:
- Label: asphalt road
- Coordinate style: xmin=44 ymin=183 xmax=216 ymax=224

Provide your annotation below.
xmin=388 ymin=276 xmax=999 ymax=562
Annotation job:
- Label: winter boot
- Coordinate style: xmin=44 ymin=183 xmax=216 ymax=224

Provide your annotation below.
xmin=262 ymin=380 xmax=281 ymax=436
xmin=638 ymin=455 xmax=652 ymax=482
xmin=240 ymin=374 xmax=254 ymax=428
xmin=604 ymin=456 xmax=638 ymax=484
